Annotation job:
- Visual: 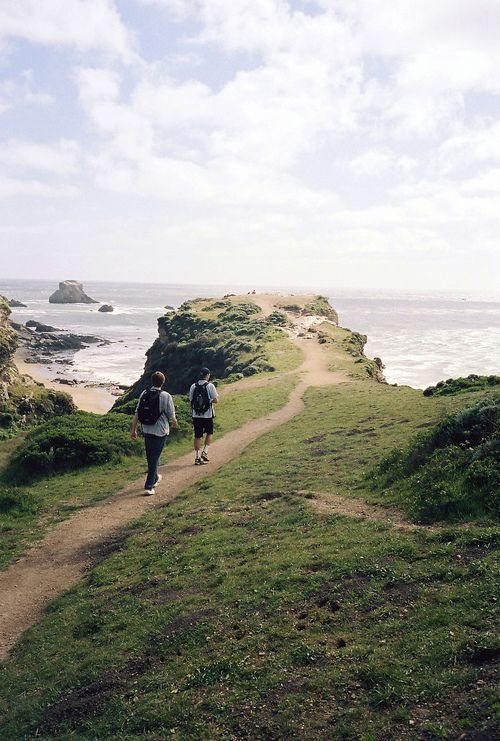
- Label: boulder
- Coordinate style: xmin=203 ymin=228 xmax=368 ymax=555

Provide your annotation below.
xmin=98 ymin=304 xmax=114 ymax=313
xmin=8 ymin=298 xmax=27 ymax=308
xmin=25 ymin=320 xmax=60 ymax=333
xmin=49 ymin=280 xmax=98 ymax=304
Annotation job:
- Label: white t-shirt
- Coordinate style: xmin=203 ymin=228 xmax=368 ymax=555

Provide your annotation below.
xmin=189 ymin=380 xmax=218 ymax=418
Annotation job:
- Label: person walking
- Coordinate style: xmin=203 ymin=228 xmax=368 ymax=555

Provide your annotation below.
xmin=130 ymin=371 xmax=178 ymax=495
xmin=189 ymin=367 xmax=218 ymax=465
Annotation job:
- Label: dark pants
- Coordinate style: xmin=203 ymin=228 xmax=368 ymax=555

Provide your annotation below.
xmin=144 ymin=434 xmax=167 ymax=490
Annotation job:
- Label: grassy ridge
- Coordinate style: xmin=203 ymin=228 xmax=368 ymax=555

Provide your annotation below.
xmin=0 ymin=372 xmax=498 ymax=739
xmin=0 ymin=296 xmax=498 ymax=739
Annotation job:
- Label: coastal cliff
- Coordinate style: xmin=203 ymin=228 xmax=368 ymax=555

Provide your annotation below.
xmin=0 ymin=297 xmax=19 ymax=386
xmin=114 ymin=294 xmax=384 ymax=410
xmin=0 ymin=296 xmax=75 ymax=435
xmin=114 ymin=297 xmax=280 ymax=406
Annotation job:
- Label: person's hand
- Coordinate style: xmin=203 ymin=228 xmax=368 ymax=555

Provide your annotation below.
xmin=170 ymin=418 xmax=178 ymax=429
xmin=130 ymin=429 xmax=138 ymax=440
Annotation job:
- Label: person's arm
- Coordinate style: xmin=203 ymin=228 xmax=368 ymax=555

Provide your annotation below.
xmin=166 ymin=393 xmax=178 ymax=428
xmin=209 ymin=383 xmax=219 ymax=404
xmin=130 ymin=412 xmax=139 ymax=439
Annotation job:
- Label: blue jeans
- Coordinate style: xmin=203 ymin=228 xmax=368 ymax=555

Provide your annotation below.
xmin=144 ymin=434 xmax=167 ymax=490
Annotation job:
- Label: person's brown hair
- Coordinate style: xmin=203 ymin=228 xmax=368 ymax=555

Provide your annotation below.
xmin=151 ymin=371 xmax=166 ymax=387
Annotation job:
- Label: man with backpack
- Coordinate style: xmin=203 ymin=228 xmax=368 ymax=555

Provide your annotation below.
xmin=130 ymin=371 xmax=178 ymax=495
xmin=189 ymin=367 xmax=218 ymax=465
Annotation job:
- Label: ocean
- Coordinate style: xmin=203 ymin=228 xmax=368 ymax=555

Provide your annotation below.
xmin=1 ymin=279 xmax=499 ymax=390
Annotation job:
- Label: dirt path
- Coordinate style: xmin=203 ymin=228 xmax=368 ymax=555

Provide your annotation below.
xmin=0 ymin=296 xmax=370 ymax=660
xmin=294 ymin=490 xmax=435 ymax=531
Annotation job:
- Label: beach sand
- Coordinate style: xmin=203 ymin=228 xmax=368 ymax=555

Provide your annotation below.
xmin=14 ymin=352 xmax=116 ymax=414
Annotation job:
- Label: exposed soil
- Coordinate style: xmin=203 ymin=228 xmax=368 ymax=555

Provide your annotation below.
xmin=0 ymin=295 xmax=403 ymax=661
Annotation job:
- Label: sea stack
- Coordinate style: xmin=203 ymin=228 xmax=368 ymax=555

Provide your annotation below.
xmin=49 ymin=280 xmax=98 ymax=304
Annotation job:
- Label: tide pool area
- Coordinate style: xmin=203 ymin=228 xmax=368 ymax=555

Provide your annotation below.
xmin=1 ymin=279 xmax=499 ymax=390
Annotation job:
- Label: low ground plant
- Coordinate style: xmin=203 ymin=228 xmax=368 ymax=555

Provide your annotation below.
xmin=371 ymin=397 xmax=499 ymax=522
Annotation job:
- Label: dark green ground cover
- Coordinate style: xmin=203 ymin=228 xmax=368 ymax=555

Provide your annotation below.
xmin=0 ymin=377 xmax=498 ymax=740
xmin=371 ymin=396 xmax=499 ymax=523
xmin=116 ymin=299 xmax=285 ymax=404
xmin=424 ymin=374 xmax=500 ymax=397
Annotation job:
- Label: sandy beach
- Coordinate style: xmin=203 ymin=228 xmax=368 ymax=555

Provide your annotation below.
xmin=14 ymin=352 xmax=116 ymax=414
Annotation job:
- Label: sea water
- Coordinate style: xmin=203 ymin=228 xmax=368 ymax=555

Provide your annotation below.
xmin=1 ymin=279 xmax=499 ymax=390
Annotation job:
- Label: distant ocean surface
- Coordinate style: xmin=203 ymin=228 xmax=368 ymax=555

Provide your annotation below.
xmin=1 ymin=279 xmax=499 ymax=390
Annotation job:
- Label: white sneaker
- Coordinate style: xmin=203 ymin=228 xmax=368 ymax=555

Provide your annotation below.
xmin=144 ymin=488 xmax=155 ymax=496
xmin=155 ymin=474 xmax=162 ymax=485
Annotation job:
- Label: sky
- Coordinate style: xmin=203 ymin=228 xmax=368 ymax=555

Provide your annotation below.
xmin=0 ymin=0 xmax=499 ymax=291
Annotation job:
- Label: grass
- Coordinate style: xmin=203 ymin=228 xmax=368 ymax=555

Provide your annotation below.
xmin=0 ymin=374 xmax=297 ymax=571
xmin=0 ymin=362 xmax=498 ymax=739
xmin=0 ymin=296 xmax=498 ymax=738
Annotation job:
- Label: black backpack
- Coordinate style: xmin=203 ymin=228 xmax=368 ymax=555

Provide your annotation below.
xmin=191 ymin=381 xmax=211 ymax=414
xmin=137 ymin=389 xmax=162 ymax=425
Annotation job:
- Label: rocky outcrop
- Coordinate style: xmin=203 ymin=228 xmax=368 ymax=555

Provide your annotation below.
xmin=26 ymin=320 xmax=60 ymax=333
xmin=49 ymin=280 xmax=98 ymax=304
xmin=0 ymin=297 xmax=19 ymax=386
xmin=98 ymin=304 xmax=114 ymax=313
xmin=17 ymin=326 xmax=110 ymax=365
xmin=8 ymin=298 xmax=27 ymax=308
xmin=0 ymin=297 xmax=75 ymax=434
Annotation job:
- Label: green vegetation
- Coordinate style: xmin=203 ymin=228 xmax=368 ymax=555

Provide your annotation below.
xmin=0 ymin=382 xmax=76 ymax=440
xmin=304 ymin=295 xmax=339 ymax=322
xmin=0 ymin=296 xmax=75 ymax=439
xmin=424 ymin=373 xmax=500 ymax=397
xmin=276 ymin=295 xmax=339 ymax=324
xmin=0 ymin=295 xmax=498 ymax=739
xmin=370 ymin=397 xmax=499 ymax=523
xmin=0 ymin=374 xmax=498 ymax=739
xmin=6 ymin=412 xmax=143 ymax=481
xmin=115 ymin=298 xmax=295 ymax=408
xmin=0 ymin=375 xmax=295 ymax=569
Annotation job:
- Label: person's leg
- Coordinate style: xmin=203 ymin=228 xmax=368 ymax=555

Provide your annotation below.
xmin=193 ymin=419 xmax=206 ymax=463
xmin=201 ymin=419 xmax=214 ymax=461
xmin=144 ymin=434 xmax=166 ymax=491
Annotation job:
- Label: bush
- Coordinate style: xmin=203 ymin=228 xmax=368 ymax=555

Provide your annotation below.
xmin=423 ymin=374 xmax=500 ymax=397
xmin=7 ymin=412 xmax=143 ymax=481
xmin=370 ymin=397 xmax=500 ymax=522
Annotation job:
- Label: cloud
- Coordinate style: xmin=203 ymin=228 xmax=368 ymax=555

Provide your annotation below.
xmin=0 ymin=72 xmax=53 ymax=114
xmin=0 ymin=0 xmax=137 ymax=61
xmin=0 ymin=173 xmax=79 ymax=198
xmin=0 ymin=139 xmax=81 ymax=175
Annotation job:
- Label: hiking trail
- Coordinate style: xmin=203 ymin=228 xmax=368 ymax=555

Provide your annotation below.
xmin=0 ymin=295 xmax=406 ymax=660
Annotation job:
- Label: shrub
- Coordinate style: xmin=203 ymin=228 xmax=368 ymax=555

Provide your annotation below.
xmin=370 ymin=397 xmax=500 ymax=522
xmin=423 ymin=374 xmax=500 ymax=397
xmin=7 ymin=412 xmax=143 ymax=481
xmin=267 ymin=310 xmax=288 ymax=326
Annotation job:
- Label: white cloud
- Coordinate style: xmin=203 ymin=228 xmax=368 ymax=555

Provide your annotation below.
xmin=438 ymin=122 xmax=500 ymax=175
xmin=0 ymin=173 xmax=78 ymax=198
xmin=0 ymin=139 xmax=81 ymax=175
xmin=0 ymin=0 xmax=136 ymax=61
xmin=0 ymin=73 xmax=53 ymax=114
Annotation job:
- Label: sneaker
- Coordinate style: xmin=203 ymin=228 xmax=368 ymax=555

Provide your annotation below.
xmin=201 ymin=452 xmax=210 ymax=462
xmin=155 ymin=473 xmax=162 ymax=486
xmin=144 ymin=488 xmax=155 ymax=496
xmin=194 ymin=457 xmax=206 ymax=465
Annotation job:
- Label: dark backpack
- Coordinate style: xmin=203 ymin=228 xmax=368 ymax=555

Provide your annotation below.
xmin=191 ymin=381 xmax=211 ymax=414
xmin=137 ymin=389 xmax=162 ymax=425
